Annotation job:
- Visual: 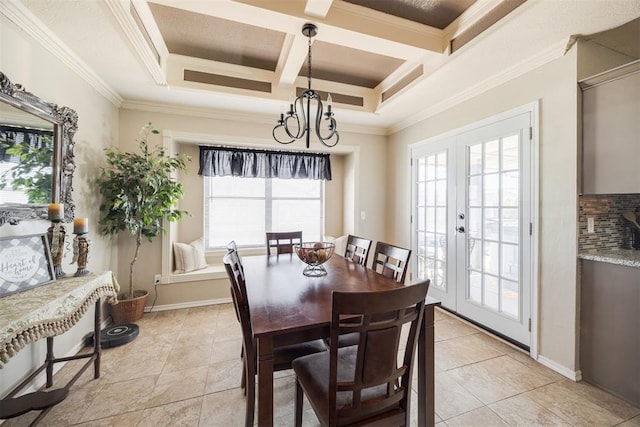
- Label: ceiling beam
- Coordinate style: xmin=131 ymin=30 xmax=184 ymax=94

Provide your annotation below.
xmin=274 ymin=33 xmax=308 ymax=88
xmin=304 ymin=0 xmax=334 ymax=18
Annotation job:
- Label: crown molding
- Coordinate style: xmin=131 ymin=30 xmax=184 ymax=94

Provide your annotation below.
xmin=389 ymin=39 xmax=568 ymax=134
xmin=1 ymin=0 xmax=123 ymax=107
xmin=120 ymin=99 xmax=387 ymax=136
xmin=105 ymin=0 xmax=167 ymax=86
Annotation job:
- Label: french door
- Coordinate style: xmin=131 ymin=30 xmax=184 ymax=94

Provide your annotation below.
xmin=412 ymin=110 xmax=533 ymax=346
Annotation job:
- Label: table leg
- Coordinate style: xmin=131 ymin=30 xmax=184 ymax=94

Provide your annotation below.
xmin=257 ymin=336 xmax=274 ymax=427
xmin=93 ymin=299 xmax=101 ymax=379
xmin=45 ymin=337 xmax=54 ymax=388
xmin=418 ymin=304 xmax=435 ymax=427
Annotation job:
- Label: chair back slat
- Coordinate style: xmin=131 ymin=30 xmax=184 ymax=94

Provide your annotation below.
xmin=266 ymin=231 xmax=303 ymax=255
xmin=344 ymin=235 xmax=372 ymax=267
xmin=372 ymin=241 xmax=412 ymax=284
xmin=327 ymin=280 xmax=430 ymax=425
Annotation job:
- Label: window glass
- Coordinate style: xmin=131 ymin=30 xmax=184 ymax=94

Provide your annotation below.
xmin=205 ymin=176 xmax=323 ymax=248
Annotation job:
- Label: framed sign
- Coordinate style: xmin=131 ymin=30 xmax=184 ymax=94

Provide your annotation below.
xmin=0 ymin=234 xmax=55 ymax=297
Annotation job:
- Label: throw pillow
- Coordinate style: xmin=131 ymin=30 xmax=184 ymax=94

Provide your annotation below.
xmin=173 ymin=237 xmax=208 ymax=273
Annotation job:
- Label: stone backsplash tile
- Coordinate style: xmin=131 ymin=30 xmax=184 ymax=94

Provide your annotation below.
xmin=578 ymin=194 xmax=640 ymax=251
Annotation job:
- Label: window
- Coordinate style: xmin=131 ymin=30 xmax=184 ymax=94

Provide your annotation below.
xmin=204 ymin=176 xmax=324 ymax=249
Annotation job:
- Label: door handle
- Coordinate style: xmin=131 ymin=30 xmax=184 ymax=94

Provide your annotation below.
xmin=456 ymin=226 xmax=465 ymax=233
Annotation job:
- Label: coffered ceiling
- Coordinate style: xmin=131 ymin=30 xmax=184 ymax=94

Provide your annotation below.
xmin=7 ymin=0 xmax=640 ymax=132
xmin=133 ymin=0 xmax=525 ymax=113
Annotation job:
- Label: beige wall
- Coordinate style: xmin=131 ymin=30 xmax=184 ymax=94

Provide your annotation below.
xmin=388 ymin=52 xmax=581 ymax=373
xmin=0 ymin=15 xmax=118 ymax=396
xmin=117 ymin=108 xmax=387 ymax=307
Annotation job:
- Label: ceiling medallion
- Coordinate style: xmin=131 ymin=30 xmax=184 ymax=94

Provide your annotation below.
xmin=273 ymin=23 xmax=339 ymax=148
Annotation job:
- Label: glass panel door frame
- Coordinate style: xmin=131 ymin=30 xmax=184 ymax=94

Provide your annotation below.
xmin=455 ymin=112 xmax=532 ymax=346
xmin=410 ymin=102 xmax=540 ymax=356
xmin=411 ymin=137 xmax=458 ymax=309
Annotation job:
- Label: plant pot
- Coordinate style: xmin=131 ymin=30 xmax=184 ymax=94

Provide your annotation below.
xmin=110 ymin=290 xmax=148 ymax=324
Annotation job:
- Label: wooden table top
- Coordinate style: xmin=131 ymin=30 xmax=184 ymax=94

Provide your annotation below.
xmin=242 ymin=254 xmax=435 ymax=338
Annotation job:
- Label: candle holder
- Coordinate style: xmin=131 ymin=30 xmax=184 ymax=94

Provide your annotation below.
xmin=47 ymin=220 xmax=66 ymax=279
xmin=73 ymin=233 xmax=91 ymax=277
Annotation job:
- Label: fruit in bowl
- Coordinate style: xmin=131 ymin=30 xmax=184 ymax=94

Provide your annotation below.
xmin=294 ymin=242 xmax=335 ymax=276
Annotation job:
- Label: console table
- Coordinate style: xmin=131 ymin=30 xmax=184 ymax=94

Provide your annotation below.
xmin=0 ymin=271 xmax=118 ymax=424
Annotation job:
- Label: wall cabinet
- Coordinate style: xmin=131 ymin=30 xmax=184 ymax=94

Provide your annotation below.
xmin=580 ymin=260 xmax=640 ymax=406
xmin=580 ymin=60 xmax=640 ymax=194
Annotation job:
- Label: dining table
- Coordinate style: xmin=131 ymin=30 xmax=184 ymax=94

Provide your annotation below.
xmin=242 ymin=253 xmax=439 ymax=426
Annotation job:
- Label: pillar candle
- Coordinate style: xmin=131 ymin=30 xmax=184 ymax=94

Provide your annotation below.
xmin=48 ymin=203 xmax=64 ymax=221
xmin=73 ymin=217 xmax=89 ymax=234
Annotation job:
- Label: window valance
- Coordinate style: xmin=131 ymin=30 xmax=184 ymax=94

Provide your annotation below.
xmin=198 ymin=146 xmax=332 ymax=181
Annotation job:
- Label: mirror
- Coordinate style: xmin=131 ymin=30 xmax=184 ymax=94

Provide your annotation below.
xmin=0 ymin=72 xmax=77 ymax=225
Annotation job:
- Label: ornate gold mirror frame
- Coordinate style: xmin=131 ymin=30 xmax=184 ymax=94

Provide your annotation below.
xmin=0 ymin=72 xmax=77 ymax=225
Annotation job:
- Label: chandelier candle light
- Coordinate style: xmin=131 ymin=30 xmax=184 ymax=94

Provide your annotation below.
xmin=273 ymin=23 xmax=339 ymax=148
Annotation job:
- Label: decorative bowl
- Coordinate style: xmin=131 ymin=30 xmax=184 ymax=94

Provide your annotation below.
xmin=294 ymin=242 xmax=335 ymax=276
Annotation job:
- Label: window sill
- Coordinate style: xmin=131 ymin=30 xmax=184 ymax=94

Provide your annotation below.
xmin=165 ymin=264 xmax=227 ymax=284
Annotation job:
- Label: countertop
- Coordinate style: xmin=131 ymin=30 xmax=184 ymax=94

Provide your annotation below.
xmin=578 ymin=248 xmax=640 ymax=268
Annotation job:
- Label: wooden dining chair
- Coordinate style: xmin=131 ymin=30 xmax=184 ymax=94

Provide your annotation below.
xmin=265 ymin=231 xmax=303 ymax=255
xmin=372 ymin=241 xmax=412 ymax=284
xmin=292 ymin=280 xmax=430 ymax=427
xmin=344 ymin=234 xmax=372 ymax=266
xmin=223 ymin=248 xmax=326 ymax=427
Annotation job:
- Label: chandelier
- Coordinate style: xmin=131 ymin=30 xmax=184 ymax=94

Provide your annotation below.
xmin=273 ymin=23 xmax=339 ymax=148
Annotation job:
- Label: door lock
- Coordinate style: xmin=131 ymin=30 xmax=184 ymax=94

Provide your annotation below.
xmin=456 ymin=226 xmax=465 ymax=233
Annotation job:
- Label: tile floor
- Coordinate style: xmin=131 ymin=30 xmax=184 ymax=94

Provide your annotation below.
xmin=3 ymin=305 xmax=639 ymax=426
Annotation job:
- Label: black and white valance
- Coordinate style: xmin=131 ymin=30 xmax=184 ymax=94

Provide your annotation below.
xmin=198 ymin=146 xmax=332 ymax=181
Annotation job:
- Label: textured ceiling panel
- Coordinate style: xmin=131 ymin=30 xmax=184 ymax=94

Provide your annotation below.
xmin=301 ymin=40 xmax=405 ymax=88
xmin=343 ymin=0 xmax=477 ymax=29
xmin=451 ymin=0 xmax=527 ymax=53
xmin=148 ymin=2 xmax=284 ymax=71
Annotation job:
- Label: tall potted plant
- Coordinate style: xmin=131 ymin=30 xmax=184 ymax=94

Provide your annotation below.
xmin=97 ymin=123 xmax=189 ymax=323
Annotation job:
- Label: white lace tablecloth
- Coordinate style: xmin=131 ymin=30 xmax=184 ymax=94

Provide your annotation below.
xmin=0 ymin=271 xmax=119 ymax=368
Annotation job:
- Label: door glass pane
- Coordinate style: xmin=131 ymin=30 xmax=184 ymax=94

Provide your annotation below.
xmin=501 ymin=279 xmax=519 ymax=318
xmin=426 ymin=181 xmax=435 ymax=205
xmin=484 ymin=208 xmax=499 ymax=241
xmin=484 ymin=139 xmax=500 ymax=173
xmin=435 ymin=260 xmax=446 ymax=288
xmin=502 ymin=135 xmax=519 ymax=170
xmin=469 ymin=144 xmax=482 ymax=175
xmin=484 ymin=173 xmax=499 ymax=206
xmin=469 ymin=271 xmax=482 ymax=303
xmin=427 ymin=155 xmax=436 ymax=179
xmin=436 ymin=233 xmax=447 ymax=261
xmin=483 ymin=274 xmax=499 ymax=310
xmin=436 ymin=152 xmax=447 ymax=178
xmin=436 ymin=207 xmax=446 ymax=233
xmin=483 ymin=241 xmax=499 ymax=275
xmin=501 ymin=243 xmax=519 ymax=280
xmin=436 ymin=180 xmax=447 ymax=206
xmin=468 ymin=176 xmax=482 ymax=206
xmin=502 ymin=171 xmax=519 ymax=207
xmin=418 ymin=158 xmax=426 ymax=181
xmin=426 ymin=208 xmax=435 ymax=232
xmin=469 ymin=239 xmax=481 ymax=270
xmin=502 ymin=208 xmax=519 ymax=243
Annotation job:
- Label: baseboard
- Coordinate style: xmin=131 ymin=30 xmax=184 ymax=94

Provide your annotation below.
xmin=537 ymin=355 xmax=582 ymax=381
xmin=144 ymin=297 xmax=233 ymax=313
